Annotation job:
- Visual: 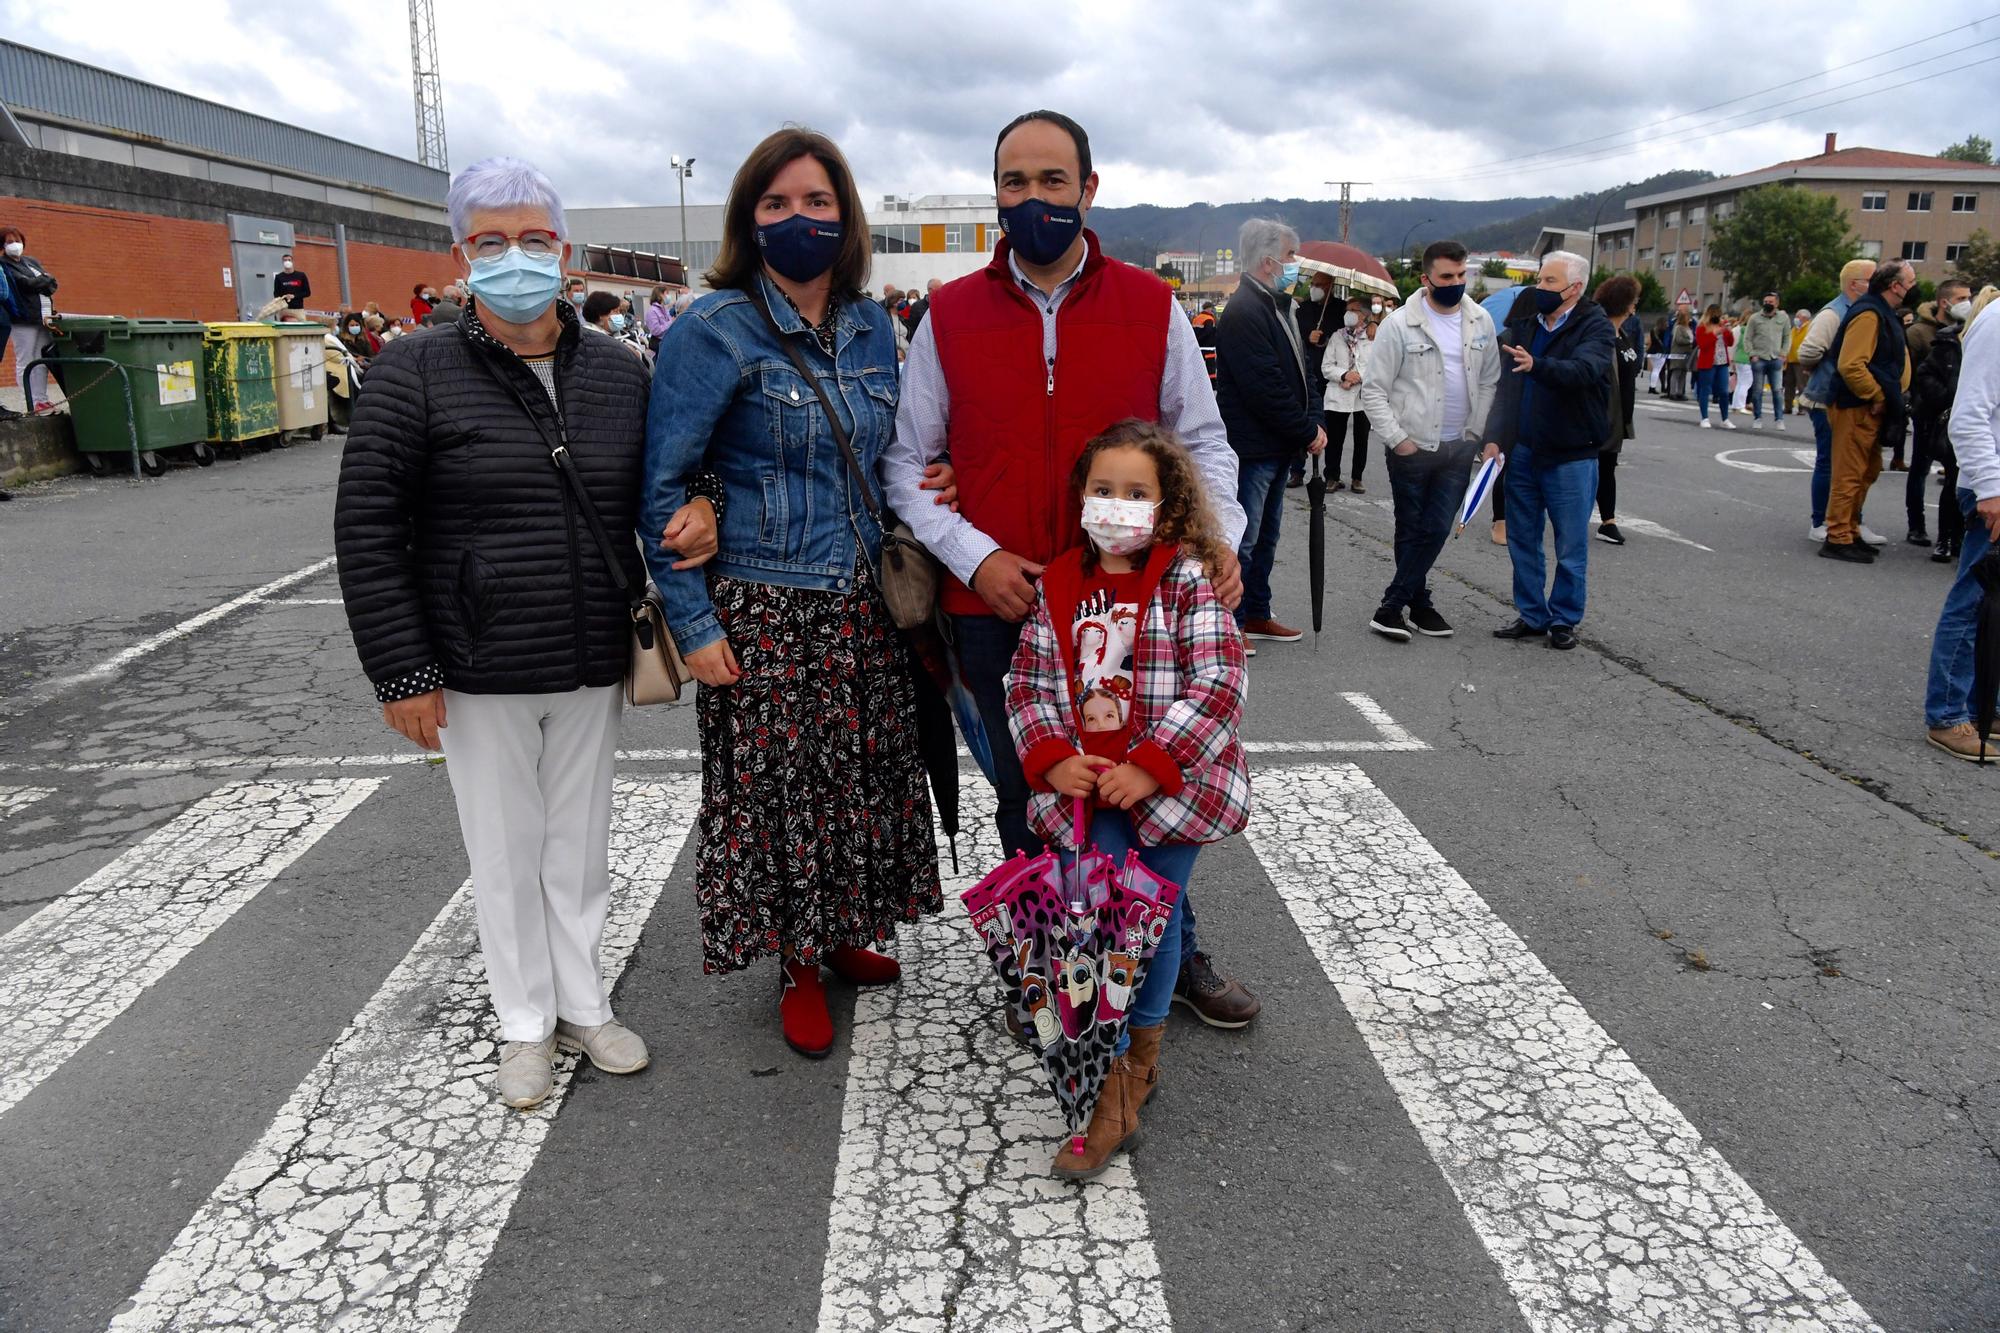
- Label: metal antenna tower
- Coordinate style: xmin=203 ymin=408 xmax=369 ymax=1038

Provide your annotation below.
xmin=409 ymin=0 xmax=448 ymax=170
xmin=1325 ymin=180 xmax=1372 ymax=245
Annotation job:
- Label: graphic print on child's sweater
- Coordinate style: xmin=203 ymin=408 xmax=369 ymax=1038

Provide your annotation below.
xmin=1071 ymin=577 xmax=1141 ymax=734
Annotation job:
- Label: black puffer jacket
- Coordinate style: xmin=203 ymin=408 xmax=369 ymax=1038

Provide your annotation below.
xmin=336 ymin=299 xmax=648 ymax=701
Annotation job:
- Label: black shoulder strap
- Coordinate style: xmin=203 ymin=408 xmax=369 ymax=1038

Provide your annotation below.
xmin=460 ymin=326 xmax=635 ymax=600
xmin=746 ymin=285 xmax=886 ymax=525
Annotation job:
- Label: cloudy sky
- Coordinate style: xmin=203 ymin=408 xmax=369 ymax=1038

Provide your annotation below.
xmin=5 ymin=0 xmax=1996 ymax=210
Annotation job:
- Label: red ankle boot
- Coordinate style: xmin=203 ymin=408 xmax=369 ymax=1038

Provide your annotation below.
xmin=828 ymin=945 xmax=902 ymax=986
xmin=780 ymin=960 xmax=834 ymax=1058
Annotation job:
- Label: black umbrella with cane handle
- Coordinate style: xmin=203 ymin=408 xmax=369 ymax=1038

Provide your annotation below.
xmin=1971 ymin=545 xmax=2000 ymax=764
xmin=1306 ymin=448 xmax=1328 ymax=649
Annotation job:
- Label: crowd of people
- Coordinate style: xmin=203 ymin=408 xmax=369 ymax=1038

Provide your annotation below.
xmin=315 ymin=102 xmax=2000 ymax=1196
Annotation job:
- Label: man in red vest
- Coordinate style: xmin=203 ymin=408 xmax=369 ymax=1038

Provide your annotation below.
xmin=883 ymin=110 xmax=1260 ymax=1030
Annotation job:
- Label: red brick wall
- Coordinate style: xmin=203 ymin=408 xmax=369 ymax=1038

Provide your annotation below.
xmin=0 ymin=195 xmax=448 ymax=386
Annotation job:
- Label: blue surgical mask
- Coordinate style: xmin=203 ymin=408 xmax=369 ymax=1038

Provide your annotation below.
xmin=1274 ymin=261 xmax=1300 ymax=292
xmin=467 ymin=247 xmax=563 ymax=324
xmin=998 ymin=196 xmax=1084 ymax=267
xmin=609 ymin=313 xmax=628 ymax=332
xmin=756 ymin=212 xmax=844 ymax=283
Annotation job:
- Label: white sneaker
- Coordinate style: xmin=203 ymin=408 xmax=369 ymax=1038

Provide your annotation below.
xmin=1810 ymin=524 xmax=1829 ymax=542
xmin=1721 ymin=419 xmax=1738 ymax=430
xmin=496 ymin=1037 xmax=556 ymax=1109
xmin=555 ymin=1018 xmax=650 ymax=1074
xmin=1698 ymin=419 xmax=1712 ymax=429
xmin=1859 ymin=525 xmax=1888 ymax=548
xmin=1776 ymin=419 xmax=1788 ymax=431
xmin=1751 ymin=419 xmax=1764 ymax=430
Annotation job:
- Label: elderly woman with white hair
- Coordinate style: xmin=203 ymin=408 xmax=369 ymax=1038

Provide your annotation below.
xmin=335 ymin=156 xmax=717 ymax=1109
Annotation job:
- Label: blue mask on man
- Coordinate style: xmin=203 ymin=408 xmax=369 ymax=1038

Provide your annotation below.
xmin=467 ymin=247 xmax=563 ymax=324
xmin=755 ymin=213 xmax=844 ymax=283
xmin=998 ymin=196 xmax=1084 ymax=267
xmin=1274 ymin=260 xmax=1301 ymax=293
xmin=1533 ymin=286 xmax=1566 ymax=315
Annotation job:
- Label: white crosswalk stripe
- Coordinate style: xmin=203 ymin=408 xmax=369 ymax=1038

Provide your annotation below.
xmin=1248 ymin=763 xmax=1880 ymax=1332
xmin=0 ymin=778 xmax=382 ymax=1120
xmin=817 ymin=787 xmax=1169 ymax=1333
xmin=110 ymin=776 xmax=700 ymax=1333
xmin=0 ymin=785 xmax=55 ymax=821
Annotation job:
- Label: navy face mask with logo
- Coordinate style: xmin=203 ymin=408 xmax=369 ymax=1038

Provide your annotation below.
xmin=998 ymin=196 xmax=1084 ymax=266
xmin=756 ymin=213 xmax=843 ymax=283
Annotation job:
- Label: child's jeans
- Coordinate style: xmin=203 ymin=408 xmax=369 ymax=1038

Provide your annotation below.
xmin=1058 ymin=808 xmax=1199 ymax=1055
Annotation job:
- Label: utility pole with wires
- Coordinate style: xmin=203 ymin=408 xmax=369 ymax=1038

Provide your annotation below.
xmin=1325 ymin=180 xmax=1372 ymax=245
xmin=409 ymin=0 xmax=448 ymax=171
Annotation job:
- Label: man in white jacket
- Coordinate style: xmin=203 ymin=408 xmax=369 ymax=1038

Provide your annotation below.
xmin=1357 ymin=240 xmax=1502 ymax=642
xmin=1923 ymin=289 xmax=2000 ymax=759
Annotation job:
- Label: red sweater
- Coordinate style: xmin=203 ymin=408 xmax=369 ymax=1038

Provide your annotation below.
xmin=926 ymin=233 xmax=1170 ymax=616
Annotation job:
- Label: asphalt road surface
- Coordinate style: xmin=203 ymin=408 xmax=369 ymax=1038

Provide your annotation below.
xmin=1 ymin=403 xmax=1994 ymax=1333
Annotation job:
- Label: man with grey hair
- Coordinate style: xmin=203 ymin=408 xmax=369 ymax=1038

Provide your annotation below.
xmin=1215 ymin=216 xmax=1325 ymax=644
xmin=337 ymin=155 xmax=716 ymax=1110
xmin=1487 ymin=249 xmax=1614 ymax=649
xmin=1819 ymin=258 xmax=1916 ymax=562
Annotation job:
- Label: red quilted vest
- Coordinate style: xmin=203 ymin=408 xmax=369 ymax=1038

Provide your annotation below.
xmin=928 ymin=231 xmax=1170 ymax=615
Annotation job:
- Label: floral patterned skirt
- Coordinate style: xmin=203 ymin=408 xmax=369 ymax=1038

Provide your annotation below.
xmin=694 ymin=564 xmax=943 ymax=974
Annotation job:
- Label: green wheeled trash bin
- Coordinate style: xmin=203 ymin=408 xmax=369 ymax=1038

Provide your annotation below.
xmin=266 ymin=322 xmax=330 ymax=443
xmin=48 ymin=316 xmax=211 ymax=477
xmin=203 ymin=323 xmax=282 ymax=458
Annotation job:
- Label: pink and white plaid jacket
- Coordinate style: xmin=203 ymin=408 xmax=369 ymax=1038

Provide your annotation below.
xmin=1006 ymin=547 xmax=1251 ymax=849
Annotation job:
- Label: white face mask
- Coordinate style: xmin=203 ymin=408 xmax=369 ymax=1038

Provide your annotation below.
xmin=1306 ymin=285 xmax=1326 ymax=303
xmin=1952 ymin=300 xmax=1973 ymax=322
xmin=282 ymin=261 xmax=293 ymax=271
xmin=1370 ymin=302 xmax=1383 ymax=315
xmin=1343 ymin=311 xmax=1360 ymax=328
xmin=1080 ymin=495 xmax=1157 ymax=556
xmin=3 ymin=242 xmax=23 ymax=259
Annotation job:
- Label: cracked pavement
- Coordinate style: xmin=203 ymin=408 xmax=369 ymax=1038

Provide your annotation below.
xmin=1 ymin=423 xmax=1997 ymax=1330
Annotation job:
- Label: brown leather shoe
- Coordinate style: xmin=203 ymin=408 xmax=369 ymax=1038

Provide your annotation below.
xmin=1173 ymin=950 xmax=1261 ymax=1029
xmin=1053 ymin=1024 xmax=1164 ymax=1181
xmin=1240 ymin=616 xmax=1304 ymax=642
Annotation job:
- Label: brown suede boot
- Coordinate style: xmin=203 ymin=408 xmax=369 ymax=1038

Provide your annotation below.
xmin=1052 ymin=1024 xmax=1165 ymax=1181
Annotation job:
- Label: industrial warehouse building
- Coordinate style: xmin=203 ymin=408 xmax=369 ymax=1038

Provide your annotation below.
xmin=0 ymin=38 xmax=455 ymax=388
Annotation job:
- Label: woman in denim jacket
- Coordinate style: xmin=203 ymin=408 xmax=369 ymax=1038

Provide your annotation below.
xmin=640 ymin=128 xmax=943 ymax=1059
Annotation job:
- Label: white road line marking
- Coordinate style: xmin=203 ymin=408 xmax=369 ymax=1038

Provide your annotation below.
xmin=1249 ymin=763 xmax=1880 ymax=1332
xmin=1613 ymin=516 xmax=1715 ymax=552
xmin=1716 ymin=447 xmax=1811 ymax=475
xmin=111 ymin=777 xmax=700 ymax=1333
xmin=49 ymin=555 xmax=338 ymax=694
xmin=1341 ymin=691 xmax=1429 ymax=749
xmin=263 ymin=598 xmax=347 ymax=606
xmin=0 ymin=778 xmax=382 ymax=1120
xmin=817 ymin=788 xmax=1170 ymax=1333
xmin=0 ymin=785 xmax=54 ymax=821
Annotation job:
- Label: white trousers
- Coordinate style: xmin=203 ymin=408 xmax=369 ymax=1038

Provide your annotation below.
xmin=1730 ymin=363 xmax=1752 ymax=411
xmin=10 ymin=323 xmax=51 ymax=403
xmin=440 ymin=685 xmax=622 ymax=1042
xmin=1646 ymin=352 xmax=1666 ymax=390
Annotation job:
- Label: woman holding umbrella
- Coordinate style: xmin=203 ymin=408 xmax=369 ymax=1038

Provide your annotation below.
xmin=641 ymin=127 xmax=946 ymax=1057
xmin=1006 ymin=420 xmax=1250 ymax=1180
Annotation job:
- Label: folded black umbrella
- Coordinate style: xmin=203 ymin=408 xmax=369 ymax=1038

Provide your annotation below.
xmin=1972 ymin=545 xmax=2000 ymax=764
xmin=1306 ymin=449 xmax=1327 ymax=645
xmin=904 ymin=624 xmax=962 ymax=872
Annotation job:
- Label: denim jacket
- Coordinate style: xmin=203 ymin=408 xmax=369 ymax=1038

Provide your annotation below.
xmin=640 ymin=274 xmax=899 ymax=654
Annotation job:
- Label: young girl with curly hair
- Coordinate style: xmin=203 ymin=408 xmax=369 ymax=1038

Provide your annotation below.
xmin=1005 ymin=418 xmax=1251 ymax=1180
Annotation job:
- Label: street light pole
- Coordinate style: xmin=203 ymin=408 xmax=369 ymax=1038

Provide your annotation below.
xmin=670 ymin=155 xmax=695 ymax=286
xmin=1401 ymin=218 xmax=1432 ymax=280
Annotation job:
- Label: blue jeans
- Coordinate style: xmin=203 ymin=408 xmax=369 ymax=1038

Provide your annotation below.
xmin=1809 ymin=408 xmax=1833 ymax=527
xmin=1059 ymin=808 xmax=1199 ymax=1053
xmin=1234 ymin=455 xmax=1289 ymax=623
xmin=1694 ymin=364 xmax=1730 ymax=420
xmin=1383 ymin=439 xmax=1475 ymax=612
xmin=1749 ymin=358 xmax=1784 ymax=419
xmin=1924 ymin=489 xmax=1993 ymax=729
xmin=1504 ymin=446 xmax=1598 ymax=630
xmin=951 ymin=613 xmax=1040 ymax=859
